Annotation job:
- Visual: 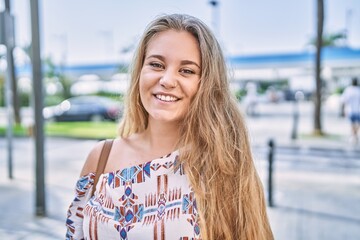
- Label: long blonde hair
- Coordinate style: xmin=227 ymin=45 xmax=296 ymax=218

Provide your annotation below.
xmin=119 ymin=14 xmax=273 ymax=240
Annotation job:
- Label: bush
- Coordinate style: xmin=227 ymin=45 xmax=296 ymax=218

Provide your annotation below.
xmin=45 ymin=94 xmax=64 ymax=106
xmin=234 ymin=89 xmax=247 ymax=101
xmin=96 ymin=91 xmax=124 ymax=102
xmin=19 ymin=92 xmax=30 ymax=107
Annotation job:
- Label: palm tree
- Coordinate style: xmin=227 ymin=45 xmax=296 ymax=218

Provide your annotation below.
xmin=43 ymin=56 xmax=72 ymax=100
xmin=314 ymin=0 xmax=324 ymax=135
xmin=308 ymin=31 xmax=347 ymax=47
xmin=322 ymin=31 xmax=347 ymax=46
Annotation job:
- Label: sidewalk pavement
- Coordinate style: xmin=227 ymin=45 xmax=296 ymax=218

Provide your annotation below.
xmin=246 ymin=101 xmax=360 ymax=240
xmin=244 ymin=100 xmax=358 ymax=150
xmin=1 ymin=101 xmax=359 ymax=239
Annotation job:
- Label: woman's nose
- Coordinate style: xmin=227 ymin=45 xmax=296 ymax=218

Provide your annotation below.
xmin=159 ymin=70 xmax=178 ymax=88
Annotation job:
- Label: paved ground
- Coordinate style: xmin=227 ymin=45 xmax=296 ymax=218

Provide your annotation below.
xmin=1 ymin=101 xmax=360 ymax=239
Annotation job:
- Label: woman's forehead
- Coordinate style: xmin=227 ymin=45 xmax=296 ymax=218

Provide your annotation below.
xmin=145 ymin=30 xmax=201 ymax=65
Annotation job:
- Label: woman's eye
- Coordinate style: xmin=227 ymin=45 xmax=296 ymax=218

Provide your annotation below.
xmin=180 ymin=68 xmax=195 ymax=75
xmin=149 ymin=62 xmax=164 ymax=69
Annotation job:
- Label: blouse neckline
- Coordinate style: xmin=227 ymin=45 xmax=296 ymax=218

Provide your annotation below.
xmin=100 ymin=149 xmax=179 ymax=176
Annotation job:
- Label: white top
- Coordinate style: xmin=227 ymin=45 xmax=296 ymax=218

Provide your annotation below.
xmin=341 ymin=86 xmax=360 ymax=115
xmin=65 ymin=150 xmax=201 ymax=240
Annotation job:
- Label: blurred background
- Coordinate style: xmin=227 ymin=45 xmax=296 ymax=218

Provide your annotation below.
xmin=0 ymin=0 xmax=359 ymax=239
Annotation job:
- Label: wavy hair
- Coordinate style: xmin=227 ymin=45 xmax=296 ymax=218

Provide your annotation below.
xmin=118 ymin=14 xmax=273 ymax=240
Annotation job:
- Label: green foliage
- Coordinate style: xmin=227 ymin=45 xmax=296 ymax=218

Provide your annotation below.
xmin=45 ymin=122 xmax=118 ymax=139
xmin=0 ymin=74 xmax=31 ymax=107
xmin=257 ymin=79 xmax=288 ymax=94
xmin=44 ymin=56 xmax=74 ymax=100
xmin=308 ymin=31 xmax=347 ymax=47
xmin=334 ymin=86 xmax=345 ymax=95
xmin=232 ymin=79 xmax=289 ymax=101
xmin=234 ymin=89 xmax=247 ymax=101
xmin=322 ymin=32 xmax=347 ymax=46
xmin=117 ymin=63 xmax=129 ymax=73
xmin=0 ymin=124 xmax=28 ymax=136
xmin=13 ymin=92 xmax=67 ymax=107
xmin=58 ymin=75 xmax=73 ymax=99
xmin=96 ymin=91 xmax=124 ymax=102
xmin=19 ymin=92 xmax=30 ymax=106
xmin=45 ymin=94 xmax=64 ymax=106
xmin=0 ymin=122 xmax=118 ymax=139
xmin=44 ymin=57 xmax=57 ymax=78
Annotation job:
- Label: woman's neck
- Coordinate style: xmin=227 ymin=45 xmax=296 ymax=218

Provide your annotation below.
xmin=140 ymin=120 xmax=180 ymax=156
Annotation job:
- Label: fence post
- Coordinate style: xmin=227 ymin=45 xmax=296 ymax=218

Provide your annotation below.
xmin=291 ymin=91 xmax=304 ymax=140
xmin=291 ymin=97 xmax=299 ymax=140
xmin=267 ymin=138 xmax=275 ymax=207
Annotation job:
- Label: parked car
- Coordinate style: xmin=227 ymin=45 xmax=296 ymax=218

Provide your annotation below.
xmin=43 ymin=96 xmax=122 ymax=122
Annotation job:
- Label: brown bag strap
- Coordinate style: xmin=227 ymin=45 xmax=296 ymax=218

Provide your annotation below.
xmin=91 ymin=139 xmax=114 ymax=196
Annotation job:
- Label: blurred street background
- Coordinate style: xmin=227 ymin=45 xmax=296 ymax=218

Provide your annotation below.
xmin=1 ymin=101 xmax=359 ymax=240
xmin=1 ymin=0 xmax=360 ymax=239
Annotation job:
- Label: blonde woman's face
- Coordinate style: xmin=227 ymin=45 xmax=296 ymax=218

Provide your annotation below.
xmin=139 ymin=30 xmax=201 ymax=124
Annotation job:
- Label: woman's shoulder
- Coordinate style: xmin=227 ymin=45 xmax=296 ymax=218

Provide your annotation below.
xmin=80 ymin=136 xmax=143 ymax=177
xmin=79 ymin=139 xmax=110 ymax=177
xmin=79 ymin=138 xmax=130 ymax=176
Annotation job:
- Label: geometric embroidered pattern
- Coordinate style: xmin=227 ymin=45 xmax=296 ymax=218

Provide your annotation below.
xmin=66 ymin=150 xmax=201 ymax=240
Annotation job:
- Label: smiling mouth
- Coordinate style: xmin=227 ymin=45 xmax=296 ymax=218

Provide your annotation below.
xmin=154 ymin=94 xmax=179 ymax=102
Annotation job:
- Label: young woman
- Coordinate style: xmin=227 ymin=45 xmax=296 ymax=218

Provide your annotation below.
xmin=66 ymin=14 xmax=273 ymax=240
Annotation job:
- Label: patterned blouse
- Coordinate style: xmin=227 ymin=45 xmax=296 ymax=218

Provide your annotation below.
xmin=65 ymin=150 xmax=201 ymax=240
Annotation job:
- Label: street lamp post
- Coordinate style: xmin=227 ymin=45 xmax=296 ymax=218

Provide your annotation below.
xmin=30 ymin=0 xmax=46 ymax=216
xmin=1 ymin=0 xmax=16 ymax=179
xmin=209 ymin=0 xmax=219 ymax=37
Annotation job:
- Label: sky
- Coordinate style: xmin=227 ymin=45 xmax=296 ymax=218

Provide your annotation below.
xmin=2 ymin=0 xmax=360 ymax=65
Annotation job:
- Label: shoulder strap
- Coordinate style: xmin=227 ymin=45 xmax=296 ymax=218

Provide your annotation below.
xmin=91 ymin=139 xmax=114 ymax=196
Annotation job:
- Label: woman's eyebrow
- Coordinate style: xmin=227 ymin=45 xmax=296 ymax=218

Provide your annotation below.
xmin=146 ymin=54 xmax=200 ymax=69
xmin=146 ymin=54 xmax=165 ymax=61
xmin=181 ymin=60 xmax=201 ymax=69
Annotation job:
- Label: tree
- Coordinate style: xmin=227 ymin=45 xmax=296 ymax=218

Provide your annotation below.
xmin=322 ymin=31 xmax=347 ymax=46
xmin=314 ymin=0 xmax=324 ymax=135
xmin=44 ymin=57 xmax=72 ymax=100
xmin=23 ymin=45 xmax=73 ymax=105
xmin=308 ymin=31 xmax=347 ymax=47
xmin=3 ymin=1 xmax=21 ymax=124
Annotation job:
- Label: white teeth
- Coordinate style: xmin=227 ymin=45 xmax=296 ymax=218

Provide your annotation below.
xmin=156 ymin=94 xmax=178 ymax=102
